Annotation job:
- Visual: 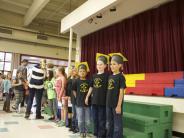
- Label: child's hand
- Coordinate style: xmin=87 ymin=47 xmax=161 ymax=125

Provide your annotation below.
xmin=85 ymin=97 xmax=89 ymax=105
xmin=115 ymin=106 xmax=121 ymax=114
xmin=68 ymin=97 xmax=71 ymax=101
xmin=58 ymin=97 xmax=62 ymax=102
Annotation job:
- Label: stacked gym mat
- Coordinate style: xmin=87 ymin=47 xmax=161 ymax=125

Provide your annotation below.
xmin=123 ymin=101 xmax=173 ymax=138
xmin=165 ymin=79 xmax=184 ymax=98
xmin=125 ymin=71 xmax=184 ymax=98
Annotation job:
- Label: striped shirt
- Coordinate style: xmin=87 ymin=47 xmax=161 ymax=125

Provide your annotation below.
xmin=29 ymin=66 xmax=45 ymax=89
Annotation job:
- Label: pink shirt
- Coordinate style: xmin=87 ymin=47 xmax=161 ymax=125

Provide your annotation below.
xmin=55 ymin=77 xmax=66 ymax=98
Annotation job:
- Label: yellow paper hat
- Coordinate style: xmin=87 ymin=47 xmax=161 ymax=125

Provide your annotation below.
xmin=96 ymin=53 xmax=109 ymax=64
xmin=109 ymin=53 xmax=128 ymax=63
xmin=40 ymin=59 xmax=46 ymax=69
xmin=75 ymin=62 xmax=90 ymax=72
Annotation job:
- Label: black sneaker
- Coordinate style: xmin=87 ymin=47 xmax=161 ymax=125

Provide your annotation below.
xmin=69 ymin=127 xmax=74 ymax=131
xmin=48 ymin=117 xmax=54 ymax=120
xmin=73 ymin=129 xmax=79 ymax=134
xmin=12 ymin=106 xmax=16 ymax=110
xmin=36 ymin=115 xmax=44 ymax=119
xmin=25 ymin=114 xmax=30 ymax=119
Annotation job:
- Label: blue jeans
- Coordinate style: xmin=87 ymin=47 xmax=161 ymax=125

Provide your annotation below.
xmin=106 ymin=107 xmax=123 ymax=138
xmin=72 ymin=104 xmax=78 ymax=129
xmin=3 ymin=93 xmax=11 ymax=111
xmin=76 ymin=106 xmax=90 ymax=133
xmin=92 ymin=105 xmax=106 ymax=138
xmin=26 ymin=88 xmax=43 ymax=117
xmin=48 ymin=98 xmax=57 ymax=117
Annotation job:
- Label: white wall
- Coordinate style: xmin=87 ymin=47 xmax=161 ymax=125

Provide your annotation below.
xmin=0 ymin=26 xmax=76 ymax=60
xmin=0 ymin=40 xmax=75 ymax=60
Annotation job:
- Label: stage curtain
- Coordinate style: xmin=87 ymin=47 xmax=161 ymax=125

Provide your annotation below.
xmin=81 ymin=0 xmax=184 ymax=75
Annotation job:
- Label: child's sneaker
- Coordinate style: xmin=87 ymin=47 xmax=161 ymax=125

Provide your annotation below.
xmin=69 ymin=127 xmax=74 ymax=132
xmin=73 ymin=128 xmax=79 ymax=134
xmin=12 ymin=105 xmax=16 ymax=110
xmin=48 ymin=117 xmax=55 ymax=120
xmin=54 ymin=118 xmax=60 ymax=123
xmin=80 ymin=133 xmax=86 ymax=138
xmin=86 ymin=133 xmax=93 ymax=138
xmin=56 ymin=120 xmax=65 ymax=127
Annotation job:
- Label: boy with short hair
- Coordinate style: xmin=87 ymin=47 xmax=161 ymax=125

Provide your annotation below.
xmin=85 ymin=53 xmax=109 ymax=138
xmin=106 ymin=53 xmax=127 ymax=138
xmin=72 ymin=62 xmax=91 ymax=138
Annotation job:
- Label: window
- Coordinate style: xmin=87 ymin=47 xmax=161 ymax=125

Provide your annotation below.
xmin=0 ymin=52 xmax=12 ymax=74
xmin=21 ymin=55 xmax=74 ymax=69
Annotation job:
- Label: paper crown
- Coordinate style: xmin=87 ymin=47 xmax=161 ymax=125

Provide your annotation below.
xmin=109 ymin=53 xmax=128 ymax=64
xmin=96 ymin=53 xmax=109 ymax=64
xmin=75 ymin=62 xmax=90 ymax=72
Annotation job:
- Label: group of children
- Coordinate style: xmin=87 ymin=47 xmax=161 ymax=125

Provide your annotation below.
xmin=0 ymin=71 xmax=27 ymax=113
xmin=70 ymin=53 xmax=127 ymax=138
xmin=43 ymin=52 xmax=127 ymax=138
xmin=0 ymin=52 xmax=127 ymax=138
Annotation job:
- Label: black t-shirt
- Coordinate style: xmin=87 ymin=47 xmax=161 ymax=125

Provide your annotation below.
xmin=90 ymin=73 xmax=109 ymax=106
xmin=66 ymin=78 xmax=72 ymax=97
xmin=66 ymin=78 xmax=76 ymax=104
xmin=72 ymin=78 xmax=90 ymax=107
xmin=106 ymin=73 xmax=126 ymax=108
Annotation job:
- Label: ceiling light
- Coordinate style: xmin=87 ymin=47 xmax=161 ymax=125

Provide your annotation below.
xmin=96 ymin=13 xmax=102 ymax=18
xmin=110 ymin=6 xmax=116 ymax=12
xmin=88 ymin=18 xmax=93 ymax=24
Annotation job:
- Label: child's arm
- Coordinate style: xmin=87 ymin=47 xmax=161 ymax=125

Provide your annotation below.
xmin=73 ymin=90 xmax=76 ymax=98
xmin=115 ymin=88 xmax=124 ymax=114
xmin=59 ymin=77 xmax=66 ymax=100
xmin=12 ymin=80 xmax=21 ymax=87
xmin=72 ymin=79 xmax=77 ymax=98
xmin=85 ymin=87 xmax=93 ymax=105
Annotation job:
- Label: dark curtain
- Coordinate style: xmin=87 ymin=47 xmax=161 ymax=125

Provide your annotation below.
xmin=81 ymin=0 xmax=184 ymax=76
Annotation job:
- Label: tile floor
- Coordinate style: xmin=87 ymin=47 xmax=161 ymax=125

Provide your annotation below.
xmin=0 ymin=101 xmax=179 ymax=138
xmin=0 ymin=101 xmax=79 ymax=138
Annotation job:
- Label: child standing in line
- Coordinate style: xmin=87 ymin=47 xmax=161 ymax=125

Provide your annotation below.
xmin=106 ymin=53 xmax=127 ymax=138
xmin=12 ymin=71 xmax=25 ymax=113
xmin=45 ymin=70 xmax=58 ymax=121
xmin=55 ymin=67 xmax=67 ymax=126
xmin=3 ymin=72 xmax=12 ymax=113
xmin=72 ymin=62 xmax=91 ymax=138
xmin=67 ymin=67 xmax=79 ymax=133
xmin=0 ymin=72 xmax=4 ymax=101
xmin=85 ymin=53 xmax=109 ymax=138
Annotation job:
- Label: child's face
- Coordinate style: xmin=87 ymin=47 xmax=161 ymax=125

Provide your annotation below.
xmin=18 ymin=72 xmax=22 ymax=78
xmin=55 ymin=69 xmax=60 ymax=77
xmin=7 ymin=73 xmax=11 ymax=79
xmin=110 ymin=60 xmax=122 ymax=73
xmin=72 ymin=68 xmax=77 ymax=76
xmin=78 ymin=69 xmax=87 ymax=78
xmin=22 ymin=61 xmax=28 ymax=67
xmin=96 ymin=60 xmax=107 ymax=72
xmin=46 ymin=71 xmax=50 ymax=78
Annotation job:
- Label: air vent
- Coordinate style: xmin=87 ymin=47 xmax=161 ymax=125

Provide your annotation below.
xmin=37 ymin=34 xmax=48 ymax=40
xmin=0 ymin=28 xmax=12 ymax=34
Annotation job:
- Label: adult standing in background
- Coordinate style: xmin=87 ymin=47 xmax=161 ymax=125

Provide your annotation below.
xmin=17 ymin=59 xmax=28 ymax=107
xmin=25 ymin=60 xmax=46 ymax=119
xmin=0 ymin=72 xmax=4 ymax=101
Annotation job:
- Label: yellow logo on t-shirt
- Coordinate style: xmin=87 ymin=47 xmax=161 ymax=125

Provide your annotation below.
xmin=94 ymin=78 xmax=102 ymax=88
xmin=108 ymin=79 xmax=115 ymax=90
xmin=80 ymin=83 xmax=89 ymax=93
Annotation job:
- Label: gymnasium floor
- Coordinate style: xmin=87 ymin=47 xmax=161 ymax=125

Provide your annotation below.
xmin=0 ymin=101 xmax=179 ymax=138
xmin=0 ymin=101 xmax=78 ymax=138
